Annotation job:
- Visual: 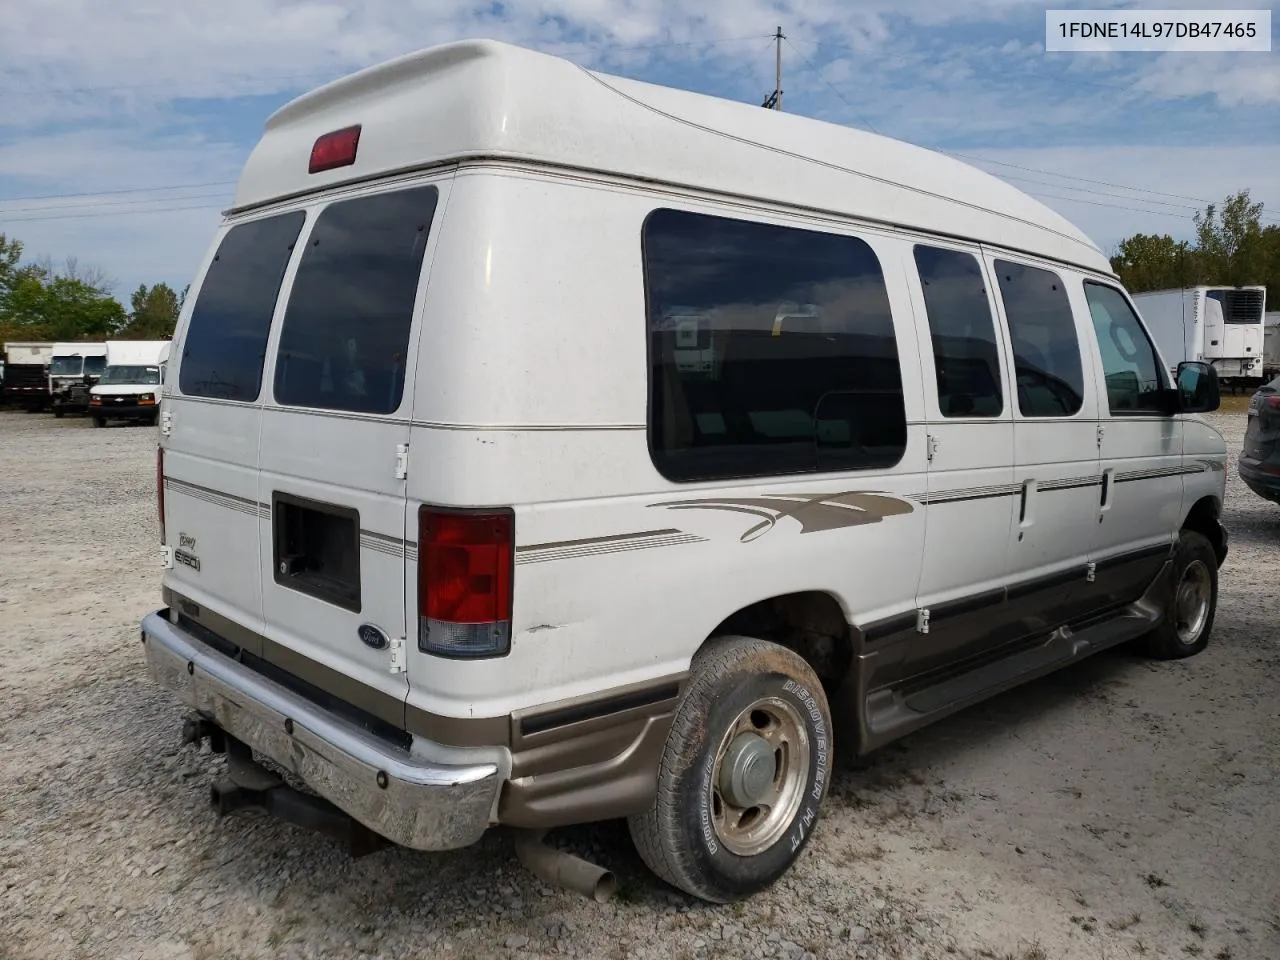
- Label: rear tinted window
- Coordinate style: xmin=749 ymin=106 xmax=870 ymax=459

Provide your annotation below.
xmin=180 ymin=212 xmax=305 ymax=401
xmin=274 ymin=186 xmax=438 ymax=415
xmin=644 ymin=208 xmax=905 ymax=481
xmin=914 ymin=245 xmax=1003 ymax=418
xmin=994 ymin=260 xmax=1085 ymax=418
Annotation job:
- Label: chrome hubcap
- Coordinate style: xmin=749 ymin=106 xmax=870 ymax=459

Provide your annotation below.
xmin=710 ymin=697 xmax=809 ymax=857
xmin=1175 ymin=559 xmax=1211 ymax=644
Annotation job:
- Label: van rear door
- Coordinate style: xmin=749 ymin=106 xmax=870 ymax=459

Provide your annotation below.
xmin=162 ymin=211 xmax=307 ymax=650
xmin=256 ymin=180 xmax=447 ymax=730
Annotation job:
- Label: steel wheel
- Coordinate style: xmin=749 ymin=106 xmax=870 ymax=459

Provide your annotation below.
xmin=710 ymin=696 xmax=810 ymax=857
xmin=1175 ymin=559 xmax=1212 ymax=645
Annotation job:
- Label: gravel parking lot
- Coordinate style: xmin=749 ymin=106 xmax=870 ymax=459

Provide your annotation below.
xmin=1 ymin=407 xmax=1277 ymax=960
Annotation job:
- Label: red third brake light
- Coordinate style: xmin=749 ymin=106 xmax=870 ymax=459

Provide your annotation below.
xmin=419 ymin=508 xmax=514 ymax=658
xmin=309 ymin=125 xmax=361 ymax=174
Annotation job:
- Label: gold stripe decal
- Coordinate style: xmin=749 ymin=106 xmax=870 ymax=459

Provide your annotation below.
xmin=652 ymin=491 xmax=915 ymax=543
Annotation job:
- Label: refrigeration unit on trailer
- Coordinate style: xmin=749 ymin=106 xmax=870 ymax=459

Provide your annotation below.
xmin=89 ymin=340 xmax=170 ymax=426
xmin=2 ymin=341 xmax=53 ymax=411
xmin=49 ymin=342 xmax=108 ymax=417
xmin=139 ymin=38 xmax=1228 ymax=905
xmin=1131 ymin=285 xmax=1267 ymax=391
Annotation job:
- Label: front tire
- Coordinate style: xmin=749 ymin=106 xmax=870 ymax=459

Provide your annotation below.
xmin=93 ymin=416 xmax=105 ymax=428
xmin=628 ymin=636 xmax=833 ymax=903
xmin=1142 ymin=531 xmax=1218 ymax=659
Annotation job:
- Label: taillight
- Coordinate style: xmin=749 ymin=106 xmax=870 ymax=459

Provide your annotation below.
xmin=156 ymin=446 xmax=166 ymax=544
xmin=1265 ymin=396 xmax=1280 ymax=410
xmin=418 ymin=507 xmax=513 ymax=658
xmin=309 ymin=125 xmax=361 ymax=174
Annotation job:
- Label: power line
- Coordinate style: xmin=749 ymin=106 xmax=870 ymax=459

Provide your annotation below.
xmin=0 ymin=180 xmax=236 ymax=204
xmin=944 ymin=151 xmax=1217 ymax=204
xmin=952 ymin=152 xmax=1280 ymax=224
xmin=1023 ymin=190 xmax=1204 ymax=218
xmin=719 ymin=37 xmax=781 ymax=102
xmin=774 ymin=39 xmax=1273 ymax=220
xmin=784 ymin=34 xmax=1277 ymax=218
xmin=0 ymin=202 xmax=224 ymax=225
xmin=2 ymin=34 xmax=1270 ymax=229
xmin=0 ymin=190 xmax=230 ymax=216
xmin=786 ymin=35 xmax=1148 ymax=96
xmin=782 ymin=36 xmax=880 ymax=133
xmin=992 ymin=174 xmax=1201 ymax=212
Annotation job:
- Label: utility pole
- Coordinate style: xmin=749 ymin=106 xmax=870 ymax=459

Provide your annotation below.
xmin=762 ymin=26 xmax=783 ymax=110
xmin=774 ymin=26 xmax=783 ymax=111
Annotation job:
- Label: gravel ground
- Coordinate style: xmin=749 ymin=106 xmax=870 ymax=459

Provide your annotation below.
xmin=1 ymin=407 xmax=1277 ymax=960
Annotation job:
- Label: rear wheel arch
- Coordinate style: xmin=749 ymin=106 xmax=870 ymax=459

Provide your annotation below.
xmin=704 ymin=591 xmax=854 ymax=691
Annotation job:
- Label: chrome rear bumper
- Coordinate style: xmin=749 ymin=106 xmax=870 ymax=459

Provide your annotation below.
xmin=141 ymin=610 xmax=503 ymax=851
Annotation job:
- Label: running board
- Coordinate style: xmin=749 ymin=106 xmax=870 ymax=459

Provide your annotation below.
xmin=863 ymin=603 xmax=1161 ymax=749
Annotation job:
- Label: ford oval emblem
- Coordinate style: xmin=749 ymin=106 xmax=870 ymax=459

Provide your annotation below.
xmin=358 ymin=624 xmax=389 ymax=650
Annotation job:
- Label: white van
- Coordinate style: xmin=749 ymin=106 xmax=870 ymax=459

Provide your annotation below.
xmin=89 ymin=340 xmax=170 ymax=426
xmin=141 ymin=40 xmax=1228 ymax=904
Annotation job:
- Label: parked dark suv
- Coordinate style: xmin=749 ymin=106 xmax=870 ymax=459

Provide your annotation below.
xmin=1241 ymin=375 xmax=1280 ymax=504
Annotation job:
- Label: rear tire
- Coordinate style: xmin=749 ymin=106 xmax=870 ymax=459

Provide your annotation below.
xmin=1142 ymin=531 xmax=1218 ymax=660
xmin=54 ymin=409 xmax=65 ymax=419
xmin=628 ymin=636 xmax=833 ymax=903
xmin=93 ymin=416 xmax=105 ymax=428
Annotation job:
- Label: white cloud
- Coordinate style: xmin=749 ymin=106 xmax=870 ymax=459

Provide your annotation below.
xmin=1134 ymin=52 xmax=1280 ymax=106
xmin=0 ymin=0 xmax=1275 ymax=297
xmin=0 ymin=0 xmax=1049 ymax=124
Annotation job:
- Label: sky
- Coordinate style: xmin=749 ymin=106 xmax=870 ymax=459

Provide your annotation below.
xmin=0 ymin=0 xmax=1277 ymax=303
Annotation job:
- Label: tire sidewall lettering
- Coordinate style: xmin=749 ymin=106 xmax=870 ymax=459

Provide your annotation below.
xmin=685 ymin=667 xmax=831 ymax=895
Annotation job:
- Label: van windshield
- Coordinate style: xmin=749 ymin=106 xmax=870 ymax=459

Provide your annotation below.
xmin=50 ymin=356 xmax=84 ymax=376
xmin=100 ymin=365 xmax=160 ymax=385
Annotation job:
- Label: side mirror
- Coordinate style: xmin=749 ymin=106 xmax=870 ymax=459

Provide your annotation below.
xmin=1175 ymin=361 xmax=1220 ymax=413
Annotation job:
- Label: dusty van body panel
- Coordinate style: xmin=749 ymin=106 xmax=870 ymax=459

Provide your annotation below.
xmin=141 ymin=39 xmax=1227 ymax=898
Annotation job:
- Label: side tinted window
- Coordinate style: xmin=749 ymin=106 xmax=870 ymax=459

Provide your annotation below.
xmin=1084 ymin=282 xmax=1167 ymax=415
xmin=180 ymin=212 xmax=305 ymax=401
xmin=644 ymin=209 xmax=906 ymax=481
xmin=274 ymin=186 xmax=438 ymax=415
xmin=994 ymin=260 xmax=1084 ymax=418
xmin=914 ymin=246 xmax=1003 ymax=418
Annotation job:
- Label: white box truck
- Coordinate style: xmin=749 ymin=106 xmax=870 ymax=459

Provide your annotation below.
xmin=2 ymin=341 xmax=54 ymax=411
xmin=1130 ymin=285 xmax=1267 ymax=392
xmin=49 ymin=342 xmax=109 ymax=417
xmin=88 ymin=340 xmax=170 ymax=427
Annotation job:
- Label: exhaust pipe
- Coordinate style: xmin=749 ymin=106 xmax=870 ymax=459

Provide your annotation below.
xmin=513 ymin=830 xmax=617 ymax=902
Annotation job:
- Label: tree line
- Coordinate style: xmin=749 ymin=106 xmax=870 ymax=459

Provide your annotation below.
xmin=0 ymin=232 xmax=184 ymax=345
xmin=1110 ymin=189 xmax=1278 ymax=299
